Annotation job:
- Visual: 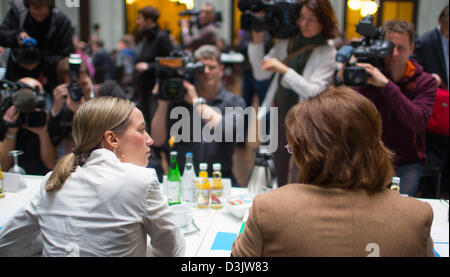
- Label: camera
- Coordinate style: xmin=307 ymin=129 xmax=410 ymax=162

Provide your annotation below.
xmin=179 ymin=9 xmax=223 ymax=28
xmin=0 ymin=79 xmax=47 ymax=128
xmin=66 ymin=54 xmax=84 ymax=102
xmin=238 ymin=0 xmax=302 ymax=39
xmin=155 ymin=51 xmax=205 ymax=102
xmin=11 ymin=37 xmax=41 ymax=65
xmin=336 ymin=15 xmax=395 ymax=86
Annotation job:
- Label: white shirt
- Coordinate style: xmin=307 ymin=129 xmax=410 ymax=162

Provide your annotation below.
xmin=248 ymin=39 xmax=337 ymax=109
xmin=0 ymin=149 xmax=185 ymax=257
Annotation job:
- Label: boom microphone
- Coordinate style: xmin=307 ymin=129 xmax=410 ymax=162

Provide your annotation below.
xmin=12 ymin=89 xmax=38 ymax=113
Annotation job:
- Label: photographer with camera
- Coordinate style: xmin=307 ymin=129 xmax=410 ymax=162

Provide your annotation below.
xmin=0 ymin=0 xmax=74 ymax=92
xmin=0 ymin=77 xmax=56 ymax=175
xmin=338 ymin=20 xmax=438 ymax=197
xmin=245 ymin=0 xmax=339 ymax=187
xmin=180 ymin=3 xmax=220 ymax=52
xmin=47 ymin=55 xmax=94 ymax=155
xmin=151 ymin=45 xmax=246 ymax=186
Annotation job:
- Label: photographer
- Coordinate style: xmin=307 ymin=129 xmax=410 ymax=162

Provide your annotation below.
xmin=0 ymin=77 xmax=56 ymax=175
xmin=0 ymin=0 xmax=74 ymax=92
xmin=47 ymin=56 xmax=93 ymax=155
xmin=151 ymin=45 xmax=246 ymax=186
xmin=338 ymin=20 xmax=438 ymax=197
xmin=247 ymin=0 xmax=339 ymax=187
xmin=180 ymin=3 xmax=220 ymax=52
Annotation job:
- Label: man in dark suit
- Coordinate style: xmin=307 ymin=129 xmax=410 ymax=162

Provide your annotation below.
xmin=413 ymin=5 xmax=449 ymax=90
xmin=412 ymin=4 xmax=449 ymax=198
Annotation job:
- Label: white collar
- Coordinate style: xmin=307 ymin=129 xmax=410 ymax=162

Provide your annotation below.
xmin=84 ymin=148 xmax=120 ymax=167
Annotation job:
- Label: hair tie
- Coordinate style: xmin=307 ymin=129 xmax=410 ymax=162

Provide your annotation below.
xmin=72 ymin=148 xmax=82 ymax=156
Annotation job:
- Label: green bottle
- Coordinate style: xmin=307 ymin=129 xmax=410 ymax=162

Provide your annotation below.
xmin=167 ymin=151 xmax=181 ymax=205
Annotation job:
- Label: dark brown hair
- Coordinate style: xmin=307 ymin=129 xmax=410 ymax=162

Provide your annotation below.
xmin=301 ymin=0 xmax=339 ymax=39
xmin=138 ymin=6 xmax=160 ymax=22
xmin=24 ymin=0 xmax=55 ymax=9
xmin=285 ymin=86 xmax=395 ymax=191
xmin=383 ymin=20 xmax=416 ymax=45
xmin=439 ymin=5 xmax=449 ymax=22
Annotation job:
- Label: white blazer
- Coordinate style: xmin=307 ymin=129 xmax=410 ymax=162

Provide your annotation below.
xmin=0 ymin=149 xmax=185 ymax=257
xmin=248 ymin=39 xmax=337 ymax=109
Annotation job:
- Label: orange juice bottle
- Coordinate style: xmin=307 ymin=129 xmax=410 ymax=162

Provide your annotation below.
xmin=211 ymin=163 xmax=223 ymax=209
xmin=196 ymin=163 xmax=210 ymax=209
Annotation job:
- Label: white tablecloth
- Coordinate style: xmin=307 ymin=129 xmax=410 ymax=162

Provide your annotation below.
xmin=0 ymin=175 xmax=448 ymax=257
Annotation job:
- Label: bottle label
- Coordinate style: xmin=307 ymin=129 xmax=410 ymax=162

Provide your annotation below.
xmin=167 ymin=181 xmax=180 ymax=203
xmin=197 ymin=189 xmax=210 ymax=206
xmin=182 ymin=183 xmax=195 ymax=203
xmin=211 ymin=189 xmax=223 ymax=205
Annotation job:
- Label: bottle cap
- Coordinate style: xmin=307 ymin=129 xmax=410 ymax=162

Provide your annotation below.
xmin=186 ymin=152 xmax=193 ymax=157
xmin=392 ymin=177 xmax=400 ymax=184
xmin=213 ymin=163 xmax=221 ymax=171
xmin=199 ymin=163 xmax=208 ymax=170
xmin=170 ymin=151 xmax=178 ymax=156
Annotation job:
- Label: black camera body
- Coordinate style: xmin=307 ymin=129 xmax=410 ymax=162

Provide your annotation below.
xmin=11 ymin=37 xmax=41 ymax=65
xmin=66 ymin=54 xmax=84 ymax=102
xmin=238 ymin=0 xmax=302 ymax=39
xmin=336 ymin=15 xmax=395 ymax=86
xmin=179 ymin=9 xmax=223 ymax=28
xmin=155 ymin=51 xmax=205 ymax=102
xmin=0 ymin=80 xmax=47 ymax=128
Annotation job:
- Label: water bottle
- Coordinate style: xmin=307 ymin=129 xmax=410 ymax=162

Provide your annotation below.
xmin=182 ymin=152 xmax=196 ymax=203
xmin=167 ymin=151 xmax=181 ymax=205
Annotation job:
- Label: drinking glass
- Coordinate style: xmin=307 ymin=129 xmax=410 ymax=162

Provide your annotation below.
xmin=8 ymin=150 xmax=26 ymax=175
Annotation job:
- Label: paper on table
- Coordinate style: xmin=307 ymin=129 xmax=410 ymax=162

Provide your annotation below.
xmin=3 ymin=173 xmax=27 ymax=193
xmin=211 ymin=232 xmax=237 ymax=251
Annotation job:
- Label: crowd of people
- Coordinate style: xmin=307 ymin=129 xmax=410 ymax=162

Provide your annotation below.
xmin=0 ymin=0 xmax=448 ymax=257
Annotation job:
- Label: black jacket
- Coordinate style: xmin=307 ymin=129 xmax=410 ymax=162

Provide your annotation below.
xmin=0 ymin=0 xmax=74 ymax=91
xmin=134 ymin=26 xmax=173 ymax=123
xmin=413 ymin=27 xmax=448 ymax=90
xmin=135 ymin=26 xmax=173 ymax=64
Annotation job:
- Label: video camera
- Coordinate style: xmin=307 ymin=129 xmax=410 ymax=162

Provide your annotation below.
xmin=179 ymin=9 xmax=223 ymax=28
xmin=11 ymin=37 xmax=41 ymax=65
xmin=155 ymin=51 xmax=205 ymax=102
xmin=238 ymin=0 xmax=302 ymax=39
xmin=0 ymin=79 xmax=47 ymax=128
xmin=336 ymin=15 xmax=394 ymax=86
xmin=66 ymin=54 xmax=84 ymax=102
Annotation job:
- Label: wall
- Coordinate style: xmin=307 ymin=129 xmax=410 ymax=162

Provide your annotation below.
xmin=416 ymin=0 xmax=447 ymax=36
xmin=89 ymin=0 xmax=125 ymax=51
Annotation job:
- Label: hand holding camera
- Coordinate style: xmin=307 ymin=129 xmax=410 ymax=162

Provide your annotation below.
xmin=355 ymin=63 xmax=389 ymax=88
xmin=335 ymin=15 xmax=394 ymax=86
xmin=17 ymin=32 xmax=31 ymax=47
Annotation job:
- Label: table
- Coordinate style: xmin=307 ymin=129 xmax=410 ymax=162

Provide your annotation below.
xmin=0 ymin=175 xmax=448 ymax=257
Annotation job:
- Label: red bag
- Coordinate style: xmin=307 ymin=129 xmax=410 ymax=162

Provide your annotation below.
xmin=427 ymin=88 xmax=449 ymax=136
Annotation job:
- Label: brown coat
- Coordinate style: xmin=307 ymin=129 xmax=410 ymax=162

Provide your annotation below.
xmin=232 ymin=183 xmax=434 ymax=257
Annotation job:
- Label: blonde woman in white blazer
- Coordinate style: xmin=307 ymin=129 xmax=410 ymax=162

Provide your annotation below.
xmin=0 ymin=97 xmax=185 ymax=257
xmin=248 ymin=0 xmax=339 ymax=187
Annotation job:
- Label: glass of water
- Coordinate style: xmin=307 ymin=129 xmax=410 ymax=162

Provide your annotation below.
xmin=8 ymin=150 xmax=26 ymax=175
